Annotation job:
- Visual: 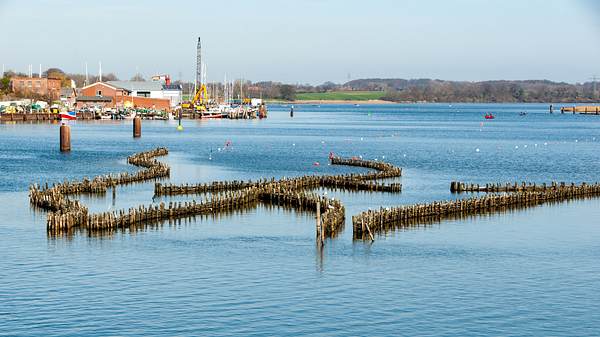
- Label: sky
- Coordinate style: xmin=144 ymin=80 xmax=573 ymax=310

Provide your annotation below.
xmin=0 ymin=0 xmax=599 ymax=84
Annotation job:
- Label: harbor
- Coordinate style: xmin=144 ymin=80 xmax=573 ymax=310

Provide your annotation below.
xmin=2 ymin=102 xmax=600 ymax=336
xmin=0 ymin=37 xmax=269 ymax=122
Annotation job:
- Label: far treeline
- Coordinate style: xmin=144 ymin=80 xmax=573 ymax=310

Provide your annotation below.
xmin=217 ymin=78 xmax=600 ymax=103
xmin=2 ymin=67 xmax=598 ymax=103
xmin=342 ymin=79 xmax=599 ymax=103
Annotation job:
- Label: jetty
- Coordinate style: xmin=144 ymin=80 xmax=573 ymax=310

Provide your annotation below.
xmin=559 ymin=106 xmax=600 ymax=114
xmin=1 ymin=112 xmax=95 ymax=122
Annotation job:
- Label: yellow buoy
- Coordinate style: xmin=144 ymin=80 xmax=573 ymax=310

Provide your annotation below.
xmin=176 ymin=125 xmax=184 ymax=131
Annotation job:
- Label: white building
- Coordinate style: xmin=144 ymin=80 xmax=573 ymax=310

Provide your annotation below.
xmin=106 ymin=80 xmax=182 ymax=108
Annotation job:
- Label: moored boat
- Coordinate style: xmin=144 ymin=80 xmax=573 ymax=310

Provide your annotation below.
xmin=60 ymin=111 xmax=77 ymax=120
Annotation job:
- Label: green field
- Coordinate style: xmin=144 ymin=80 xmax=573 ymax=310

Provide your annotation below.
xmin=295 ymin=91 xmax=385 ymax=101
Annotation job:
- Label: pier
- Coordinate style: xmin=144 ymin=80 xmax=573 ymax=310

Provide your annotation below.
xmin=559 ymin=106 xmax=600 ymax=114
xmin=0 ymin=112 xmax=96 ymax=122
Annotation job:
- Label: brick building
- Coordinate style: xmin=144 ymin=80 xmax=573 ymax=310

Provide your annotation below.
xmin=10 ymin=77 xmax=62 ymax=100
xmin=77 ymin=82 xmax=171 ymax=111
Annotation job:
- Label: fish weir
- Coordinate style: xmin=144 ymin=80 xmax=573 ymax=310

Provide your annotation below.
xmin=32 ymin=149 xmax=402 ymax=242
xmin=353 ymin=182 xmax=600 ymax=240
xmin=451 ymin=181 xmax=572 ymax=193
xmin=155 ymin=156 xmax=402 ymax=197
xmin=29 ymin=148 xmax=170 ymax=231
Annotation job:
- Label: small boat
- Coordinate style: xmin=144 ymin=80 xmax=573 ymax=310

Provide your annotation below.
xmin=60 ymin=111 xmax=77 ymax=120
xmin=484 ymin=113 xmax=495 ymax=120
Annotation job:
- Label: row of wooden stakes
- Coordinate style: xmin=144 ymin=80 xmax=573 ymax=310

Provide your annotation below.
xmin=30 ymin=148 xmax=171 ymax=230
xmin=155 ymin=155 xmax=403 ymax=197
xmin=450 ymin=181 xmax=575 ymax=193
xmin=47 ymin=182 xmax=346 ymax=239
xmin=36 ymin=150 xmax=399 ymax=240
xmin=353 ymin=182 xmax=600 ymax=240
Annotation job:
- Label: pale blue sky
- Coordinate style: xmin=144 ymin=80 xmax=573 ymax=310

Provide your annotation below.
xmin=1 ymin=0 xmax=598 ymax=84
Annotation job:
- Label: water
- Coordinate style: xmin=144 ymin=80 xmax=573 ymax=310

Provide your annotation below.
xmin=1 ymin=104 xmax=600 ymax=336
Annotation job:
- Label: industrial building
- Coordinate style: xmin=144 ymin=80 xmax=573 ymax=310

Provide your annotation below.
xmin=107 ymin=78 xmax=182 ymax=108
xmin=77 ymin=79 xmax=179 ymax=111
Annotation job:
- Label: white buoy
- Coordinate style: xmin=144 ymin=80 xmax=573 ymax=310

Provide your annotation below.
xmin=476 ymin=148 xmax=480 ymax=152
xmin=360 ymin=137 xmax=364 ymax=141
xmin=515 ymin=146 xmax=519 ymax=149
xmin=524 ymin=145 xmax=528 ymax=148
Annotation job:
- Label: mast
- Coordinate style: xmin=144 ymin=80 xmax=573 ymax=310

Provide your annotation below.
xmin=196 ymin=37 xmax=202 ymax=91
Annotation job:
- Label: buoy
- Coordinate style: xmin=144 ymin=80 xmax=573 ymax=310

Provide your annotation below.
xmin=176 ymin=125 xmax=183 ymax=131
xmin=313 ymin=162 xmax=320 ymax=166
xmin=476 ymin=148 xmax=480 ymax=152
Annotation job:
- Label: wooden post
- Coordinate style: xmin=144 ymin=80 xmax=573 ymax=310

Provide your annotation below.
xmin=60 ymin=123 xmax=71 ymax=152
xmin=133 ymin=116 xmax=141 ymax=138
xmin=316 ymin=201 xmax=322 ymax=244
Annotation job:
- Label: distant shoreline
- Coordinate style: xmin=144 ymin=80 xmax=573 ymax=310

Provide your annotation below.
xmin=268 ymin=99 xmax=396 ymax=105
xmin=266 ymin=100 xmax=599 ymax=105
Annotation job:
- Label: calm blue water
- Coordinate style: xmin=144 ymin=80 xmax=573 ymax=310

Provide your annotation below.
xmin=1 ymin=104 xmax=600 ymax=336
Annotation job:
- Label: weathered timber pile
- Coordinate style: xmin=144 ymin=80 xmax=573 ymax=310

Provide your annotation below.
xmin=451 ymin=181 xmax=575 ymax=193
xmin=33 ymin=149 xmax=402 ymax=241
xmin=29 ymin=148 xmax=170 ymax=230
xmin=155 ymin=156 xmax=403 ymax=197
xmin=330 ymin=156 xmax=402 ymax=179
xmin=353 ymin=182 xmax=600 ymax=239
xmin=83 ymin=187 xmax=260 ymax=230
xmin=258 ymin=185 xmax=346 ymax=237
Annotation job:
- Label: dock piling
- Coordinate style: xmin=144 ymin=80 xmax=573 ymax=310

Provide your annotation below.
xmin=60 ymin=123 xmax=71 ymax=152
xmin=133 ymin=116 xmax=141 ymax=138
